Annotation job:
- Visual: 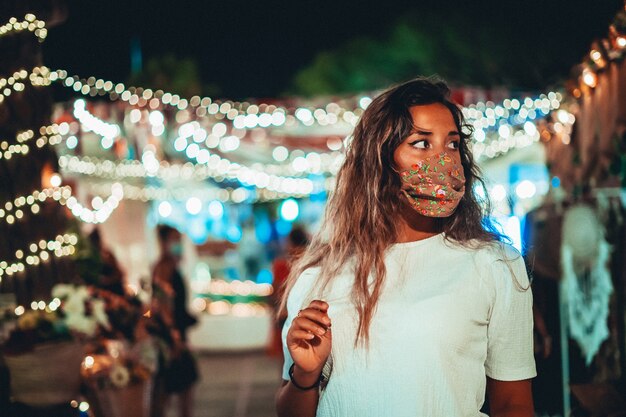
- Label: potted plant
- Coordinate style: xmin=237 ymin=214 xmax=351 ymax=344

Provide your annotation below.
xmin=82 ymin=324 xmax=158 ymax=417
xmin=1 ymin=283 xmax=110 ymax=407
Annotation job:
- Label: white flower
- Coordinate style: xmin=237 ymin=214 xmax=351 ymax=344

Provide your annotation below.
xmin=69 ymin=286 xmax=90 ymax=304
xmin=65 ymin=313 xmax=97 ymax=336
xmin=91 ymin=299 xmax=110 ymax=329
xmin=109 ymin=365 xmax=130 ymax=388
xmin=62 ymin=295 xmax=85 ymax=316
xmin=51 ymin=284 xmax=74 ymax=299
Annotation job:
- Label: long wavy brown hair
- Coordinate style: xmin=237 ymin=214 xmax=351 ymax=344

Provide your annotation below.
xmin=280 ymin=77 xmax=504 ymax=345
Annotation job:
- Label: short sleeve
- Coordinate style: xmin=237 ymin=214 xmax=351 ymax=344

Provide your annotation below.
xmin=281 ymin=268 xmax=318 ymax=381
xmin=484 ymin=250 xmax=537 ymax=381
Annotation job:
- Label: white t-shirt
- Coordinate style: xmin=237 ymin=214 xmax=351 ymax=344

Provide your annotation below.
xmin=282 ymin=233 xmax=536 ymax=417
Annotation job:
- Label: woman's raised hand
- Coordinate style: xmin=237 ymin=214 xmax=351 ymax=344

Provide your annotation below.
xmin=286 ymin=300 xmax=332 ymax=376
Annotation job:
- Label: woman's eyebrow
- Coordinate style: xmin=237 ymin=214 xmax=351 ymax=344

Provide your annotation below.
xmin=410 ymin=128 xmax=460 ymax=136
xmin=411 ymin=126 xmax=432 ymax=135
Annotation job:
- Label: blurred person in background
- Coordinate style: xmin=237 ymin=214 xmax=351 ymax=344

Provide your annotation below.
xmin=268 ymin=225 xmax=311 ymax=358
xmin=88 ymin=228 xmax=126 ymax=296
xmin=151 ymin=225 xmax=198 ymax=417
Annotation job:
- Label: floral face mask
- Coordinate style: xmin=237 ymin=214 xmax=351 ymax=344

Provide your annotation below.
xmin=398 ymin=152 xmax=466 ymax=217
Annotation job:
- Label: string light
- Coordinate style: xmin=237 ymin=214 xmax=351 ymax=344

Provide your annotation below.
xmin=72 ymin=99 xmax=120 ymax=148
xmin=0 ymin=15 xmax=47 ymax=41
xmin=49 ymin=64 xmax=558 ymax=144
xmin=60 ymin=91 xmax=560 ymax=187
xmin=590 ymin=48 xmax=605 ymax=67
xmin=0 ymin=186 xmax=69 ymax=225
xmin=56 ymin=69 xmax=560 ymax=136
xmin=79 ymin=179 xmax=316 ymax=204
xmin=581 ymin=68 xmax=598 ymax=88
xmin=0 ymin=233 xmax=78 ymax=279
xmin=9 ymin=66 xmax=560 ymax=168
xmin=64 ymin=103 xmax=345 ymax=175
xmin=58 ymin=154 xmax=318 ymax=196
xmin=0 ymin=184 xmax=123 ymax=225
xmin=191 ymin=278 xmax=273 ymax=297
xmin=0 ymin=124 xmax=67 ymax=160
xmin=169 ymin=120 xmax=344 ymax=176
xmin=198 ymin=299 xmax=269 ymax=317
xmin=64 ymin=85 xmax=560 ymax=151
xmin=565 ymin=10 xmax=626 ymax=98
xmin=1 ymin=66 xmax=564 ymax=181
xmin=51 ymin=69 xmax=361 ymax=130
xmin=0 ymin=66 xmax=51 ymax=104
xmin=65 ymin=183 xmax=124 ymax=224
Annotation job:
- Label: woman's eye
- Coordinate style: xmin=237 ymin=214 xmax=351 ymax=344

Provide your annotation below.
xmin=411 ymin=140 xmax=429 ymax=149
xmin=447 ymin=141 xmax=460 ymax=150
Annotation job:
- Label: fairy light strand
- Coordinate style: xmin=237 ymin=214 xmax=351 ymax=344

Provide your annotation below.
xmin=5 ymin=67 xmax=563 ymax=162
xmin=0 ymin=15 xmax=47 ymax=42
xmin=0 ymin=233 xmax=78 ymax=280
xmin=81 ymin=179 xmax=323 ymax=205
xmin=59 ymin=155 xmax=319 ymax=198
xmin=56 ymin=68 xmax=561 ymax=132
xmin=0 ymin=124 xmax=63 ymax=160
xmin=0 ymin=66 xmax=51 ymax=104
xmin=0 ymin=184 xmax=124 ymax=225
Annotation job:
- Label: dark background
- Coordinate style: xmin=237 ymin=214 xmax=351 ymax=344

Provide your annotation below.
xmin=43 ymin=0 xmax=623 ymax=99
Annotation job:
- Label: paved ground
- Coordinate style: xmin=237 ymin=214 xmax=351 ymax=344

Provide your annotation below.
xmin=167 ymin=351 xmax=284 ymax=417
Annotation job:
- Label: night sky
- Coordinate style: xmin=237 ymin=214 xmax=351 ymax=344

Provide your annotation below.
xmin=43 ymin=0 xmax=623 ymax=99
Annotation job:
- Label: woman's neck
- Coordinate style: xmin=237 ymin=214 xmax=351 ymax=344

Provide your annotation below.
xmin=396 ymin=205 xmax=443 ymax=243
xmin=396 ymin=226 xmax=441 ymax=243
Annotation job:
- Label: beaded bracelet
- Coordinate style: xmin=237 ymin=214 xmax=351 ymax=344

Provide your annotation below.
xmin=288 ymin=363 xmax=325 ymax=391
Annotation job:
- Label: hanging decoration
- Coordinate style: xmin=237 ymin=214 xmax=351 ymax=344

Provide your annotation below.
xmin=561 ymin=205 xmax=613 ymax=365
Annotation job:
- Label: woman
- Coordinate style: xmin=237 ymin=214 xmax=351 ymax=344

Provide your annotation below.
xmin=268 ymin=225 xmax=311 ymax=357
xmin=151 ymin=225 xmax=198 ymax=417
xmin=88 ymin=228 xmax=126 ymax=296
xmin=275 ymin=77 xmax=536 ymax=417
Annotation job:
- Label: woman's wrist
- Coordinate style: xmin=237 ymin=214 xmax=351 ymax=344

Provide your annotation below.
xmin=290 ymin=363 xmax=324 ymax=389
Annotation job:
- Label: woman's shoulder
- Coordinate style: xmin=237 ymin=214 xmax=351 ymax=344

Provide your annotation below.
xmin=444 ymin=236 xmax=522 ymax=262
xmin=291 ymin=266 xmax=322 ymax=293
xmin=284 ymin=266 xmax=323 ymax=311
xmin=467 ymin=239 xmax=530 ymax=290
xmin=474 ymin=239 xmax=522 ymax=263
xmin=442 ymin=237 xmax=525 ymax=279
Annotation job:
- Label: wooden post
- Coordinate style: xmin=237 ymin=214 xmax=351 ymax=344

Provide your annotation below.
xmin=559 ymin=279 xmax=571 ymax=416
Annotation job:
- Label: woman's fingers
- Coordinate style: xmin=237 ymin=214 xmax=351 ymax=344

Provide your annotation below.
xmin=307 ymin=299 xmax=329 ymax=313
xmin=292 ymin=316 xmax=329 ymax=336
xmin=297 ymin=308 xmax=331 ymax=327
xmin=287 ymin=299 xmax=332 ymax=345
xmin=287 ymin=301 xmax=333 ymax=373
xmin=289 ymin=329 xmax=316 ymax=341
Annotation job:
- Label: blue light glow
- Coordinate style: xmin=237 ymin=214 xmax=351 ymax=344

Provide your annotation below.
xmin=493 ymin=215 xmax=523 ymax=252
xmin=226 ymin=224 xmax=242 ymax=242
xmin=256 ymin=269 xmax=273 ymax=284
xmin=280 ymin=199 xmax=299 ymax=222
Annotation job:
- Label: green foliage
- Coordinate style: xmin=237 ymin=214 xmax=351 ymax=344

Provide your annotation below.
xmin=128 ymin=54 xmax=220 ymax=97
xmin=289 ymin=9 xmax=567 ymax=96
